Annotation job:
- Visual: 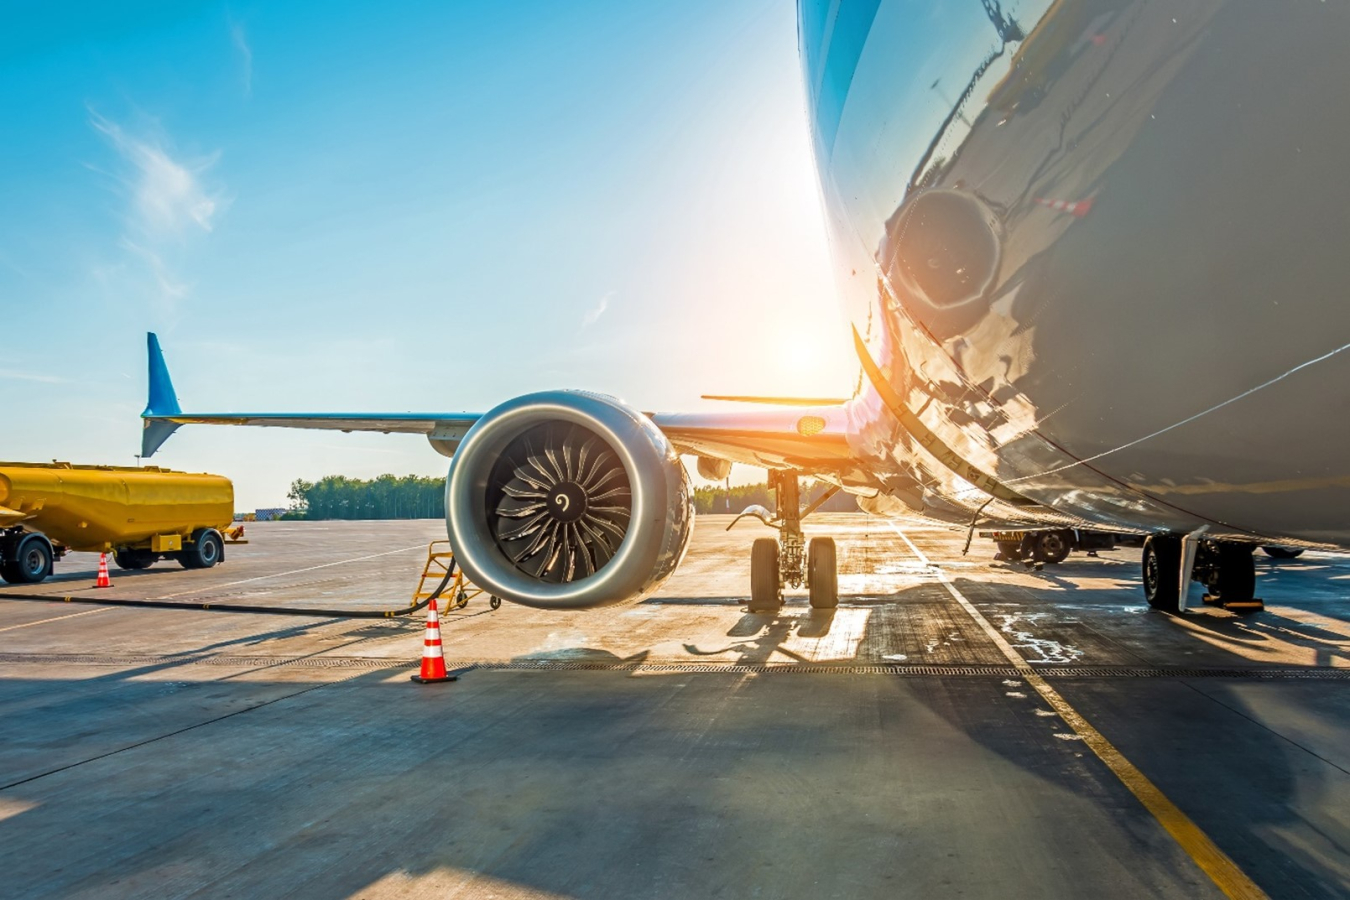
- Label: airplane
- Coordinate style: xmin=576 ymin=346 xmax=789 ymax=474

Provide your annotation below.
xmin=141 ymin=0 xmax=1350 ymax=616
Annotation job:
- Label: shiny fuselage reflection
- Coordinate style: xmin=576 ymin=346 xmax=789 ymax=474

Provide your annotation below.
xmin=800 ymin=0 xmax=1350 ymax=547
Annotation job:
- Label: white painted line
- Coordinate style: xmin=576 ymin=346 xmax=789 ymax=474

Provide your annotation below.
xmin=887 ymin=521 xmax=1267 ymax=900
xmin=0 ymin=607 xmax=114 ymax=633
xmin=152 ymin=543 xmax=427 ymax=600
xmin=887 ymin=523 xmax=1032 ymax=671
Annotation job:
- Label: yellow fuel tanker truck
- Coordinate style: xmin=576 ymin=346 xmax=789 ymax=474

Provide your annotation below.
xmin=0 ymin=462 xmax=235 ymax=585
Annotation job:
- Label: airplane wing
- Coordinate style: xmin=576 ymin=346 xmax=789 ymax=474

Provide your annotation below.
xmin=140 ymin=335 xmax=480 ymax=457
xmin=650 ymin=408 xmax=853 ymax=472
xmin=141 ymin=333 xmax=851 ymax=472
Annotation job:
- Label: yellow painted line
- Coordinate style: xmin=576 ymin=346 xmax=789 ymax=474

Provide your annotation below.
xmin=889 ymin=523 xmax=1268 ymax=900
xmin=0 ymin=606 xmax=113 ymax=633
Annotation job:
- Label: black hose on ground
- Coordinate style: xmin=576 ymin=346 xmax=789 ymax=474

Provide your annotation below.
xmin=0 ymin=560 xmax=461 ymax=619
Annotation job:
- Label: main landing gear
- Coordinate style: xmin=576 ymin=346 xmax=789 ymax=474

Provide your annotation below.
xmin=746 ymin=471 xmax=838 ymax=613
xmin=1142 ymin=535 xmax=1261 ymax=614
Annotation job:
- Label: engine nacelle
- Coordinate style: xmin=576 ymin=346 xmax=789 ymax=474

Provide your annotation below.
xmin=445 ymin=391 xmax=694 ymax=609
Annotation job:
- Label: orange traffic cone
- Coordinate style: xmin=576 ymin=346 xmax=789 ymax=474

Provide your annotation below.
xmin=410 ymin=598 xmax=457 ymax=683
xmin=94 ymin=552 xmax=113 ymax=589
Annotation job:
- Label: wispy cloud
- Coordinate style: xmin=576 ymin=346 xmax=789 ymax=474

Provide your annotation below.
xmin=90 ymin=111 xmax=223 ymax=236
xmin=120 ymin=239 xmax=189 ymax=301
xmin=230 ymin=21 xmax=253 ymax=97
xmin=0 ymin=369 xmax=68 ymax=384
xmin=582 ymin=291 xmax=613 ymax=327
xmin=89 ymin=109 xmax=226 ymax=307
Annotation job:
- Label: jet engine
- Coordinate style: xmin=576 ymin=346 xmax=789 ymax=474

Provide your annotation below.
xmin=445 ymin=391 xmax=694 ymax=609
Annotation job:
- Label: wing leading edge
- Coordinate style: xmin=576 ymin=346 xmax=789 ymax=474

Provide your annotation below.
xmin=139 ymin=333 xmax=851 ymax=473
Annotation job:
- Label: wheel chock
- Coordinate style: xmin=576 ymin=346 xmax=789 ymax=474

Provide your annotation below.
xmin=1201 ymin=594 xmax=1264 ymax=613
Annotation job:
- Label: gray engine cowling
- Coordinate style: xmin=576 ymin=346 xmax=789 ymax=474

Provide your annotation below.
xmin=445 ymin=391 xmax=694 ymax=609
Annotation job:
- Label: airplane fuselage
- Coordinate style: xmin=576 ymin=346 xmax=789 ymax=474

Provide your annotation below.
xmin=802 ymin=0 xmax=1350 ymax=548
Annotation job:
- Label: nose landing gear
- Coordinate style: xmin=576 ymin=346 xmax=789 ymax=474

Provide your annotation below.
xmin=742 ymin=471 xmax=839 ymax=612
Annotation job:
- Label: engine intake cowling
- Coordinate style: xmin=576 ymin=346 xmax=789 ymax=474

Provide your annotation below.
xmin=446 ymin=391 xmax=693 ymax=608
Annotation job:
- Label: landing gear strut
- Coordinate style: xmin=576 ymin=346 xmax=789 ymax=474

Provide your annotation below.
xmin=1142 ymin=535 xmax=1260 ymax=614
xmin=746 ymin=471 xmax=838 ymax=612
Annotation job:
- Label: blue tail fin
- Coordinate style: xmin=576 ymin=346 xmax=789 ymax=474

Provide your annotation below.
xmin=141 ymin=332 xmax=183 ymax=457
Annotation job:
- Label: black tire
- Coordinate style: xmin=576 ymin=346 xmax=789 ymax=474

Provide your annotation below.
xmin=489 ymin=595 xmax=502 ymax=610
xmin=114 ymin=549 xmax=156 ymax=571
xmin=1142 ymin=535 xmax=1182 ymax=612
xmin=996 ymin=540 xmax=1023 ymax=561
xmin=749 ymin=538 xmax=780 ymax=612
xmin=1033 ymin=530 xmax=1072 ymax=564
xmin=9 ymin=534 xmax=54 ymax=585
xmin=181 ymin=529 xmax=223 ymax=570
xmin=1213 ymin=544 xmax=1256 ymax=602
xmin=1262 ymin=546 xmax=1304 ymax=560
xmin=0 ymin=562 xmax=18 ymax=584
xmin=808 ymin=537 xmax=838 ymax=609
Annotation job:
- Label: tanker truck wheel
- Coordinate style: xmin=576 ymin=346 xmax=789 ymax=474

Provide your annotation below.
xmin=179 ymin=529 xmax=223 ymax=570
xmin=8 ymin=534 xmax=54 ymax=585
xmin=114 ymin=549 xmax=155 ymax=570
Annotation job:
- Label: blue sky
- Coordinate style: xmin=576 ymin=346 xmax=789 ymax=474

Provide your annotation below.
xmin=1 ymin=0 xmax=854 ymax=509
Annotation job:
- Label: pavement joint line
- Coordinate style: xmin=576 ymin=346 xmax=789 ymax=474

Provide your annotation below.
xmin=1180 ymin=680 xmax=1350 ymax=778
xmin=149 ymin=543 xmax=428 ymax=600
xmin=0 ymin=670 xmax=370 ymax=793
xmin=887 ymin=521 xmax=1270 ymax=900
xmin=1 ymin=651 xmax=1346 ymax=679
xmin=0 ymin=607 xmax=114 ymax=633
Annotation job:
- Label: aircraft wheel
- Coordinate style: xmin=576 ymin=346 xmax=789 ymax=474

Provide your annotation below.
xmin=1262 ymin=546 xmax=1304 ymax=560
xmin=749 ymin=538 xmax=780 ymax=612
xmin=1033 ymin=530 xmax=1072 ymax=565
xmin=1142 ymin=535 xmax=1182 ymax=613
xmin=808 ymin=537 xmax=838 ymax=609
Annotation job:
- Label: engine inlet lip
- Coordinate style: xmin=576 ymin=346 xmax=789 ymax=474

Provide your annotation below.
xmin=446 ymin=391 xmax=663 ymax=608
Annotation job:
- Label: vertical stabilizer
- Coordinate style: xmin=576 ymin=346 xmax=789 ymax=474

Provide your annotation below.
xmin=141 ymin=332 xmax=183 ymax=457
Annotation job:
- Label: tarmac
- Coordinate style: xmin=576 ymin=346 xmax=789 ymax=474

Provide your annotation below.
xmin=2 ymin=513 xmax=1348 ymax=899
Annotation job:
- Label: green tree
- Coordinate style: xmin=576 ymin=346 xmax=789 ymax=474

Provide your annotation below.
xmin=285 ymin=474 xmax=447 ymax=521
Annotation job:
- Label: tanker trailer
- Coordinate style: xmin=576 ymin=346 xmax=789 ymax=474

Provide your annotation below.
xmin=0 ymin=462 xmax=235 ymax=585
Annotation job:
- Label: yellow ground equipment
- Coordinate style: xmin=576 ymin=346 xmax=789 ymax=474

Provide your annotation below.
xmin=0 ymin=461 xmax=238 ymax=585
xmin=413 ymin=540 xmax=500 ymax=610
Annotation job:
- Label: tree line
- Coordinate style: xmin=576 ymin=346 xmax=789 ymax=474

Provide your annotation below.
xmin=286 ymin=473 xmax=859 ymax=520
xmin=286 ymin=474 xmax=447 ymax=520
